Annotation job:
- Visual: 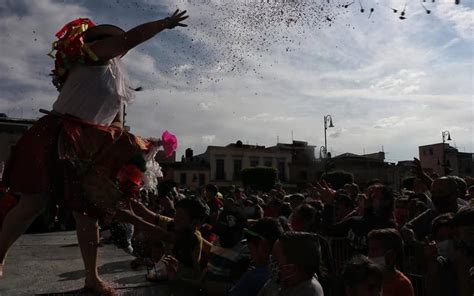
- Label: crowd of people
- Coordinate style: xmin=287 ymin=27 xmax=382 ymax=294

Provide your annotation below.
xmin=104 ymin=161 xmax=474 ymax=296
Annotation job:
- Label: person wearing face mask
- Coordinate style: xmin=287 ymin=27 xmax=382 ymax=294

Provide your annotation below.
xmin=451 ymin=206 xmax=474 ymax=296
xmin=290 ymin=203 xmax=335 ymax=295
xmin=322 ymin=184 xmax=396 ymax=255
xmin=203 ymin=208 xmax=250 ymax=295
xmin=402 ymin=177 xmax=460 ymax=245
xmin=367 ymin=228 xmax=414 ymax=296
xmin=258 ymin=231 xmax=324 ymax=296
xmin=229 ymin=218 xmax=284 ymax=296
xmin=425 ymin=213 xmax=458 ymax=296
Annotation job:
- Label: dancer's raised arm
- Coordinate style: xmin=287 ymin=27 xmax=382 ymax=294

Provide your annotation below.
xmin=88 ymin=9 xmax=188 ymax=61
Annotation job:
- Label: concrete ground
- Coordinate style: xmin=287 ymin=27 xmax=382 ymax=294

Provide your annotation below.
xmin=0 ymin=231 xmax=180 ymax=295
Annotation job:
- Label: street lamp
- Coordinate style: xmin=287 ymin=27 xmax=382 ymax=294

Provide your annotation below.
xmin=441 ymin=130 xmax=452 ymax=175
xmin=442 ymin=130 xmax=451 ymax=143
xmin=319 ymin=146 xmax=327 ymax=159
xmin=323 ymin=115 xmax=335 ymax=158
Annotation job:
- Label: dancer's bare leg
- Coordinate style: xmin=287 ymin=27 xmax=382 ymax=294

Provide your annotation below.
xmin=73 ymin=211 xmax=115 ymax=296
xmin=0 ymin=193 xmax=49 ymax=277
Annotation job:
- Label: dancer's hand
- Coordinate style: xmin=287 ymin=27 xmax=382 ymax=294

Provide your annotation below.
xmin=165 ymin=9 xmax=189 ymax=29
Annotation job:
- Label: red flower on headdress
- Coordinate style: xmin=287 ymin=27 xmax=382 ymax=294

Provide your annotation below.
xmin=49 ymin=18 xmax=97 ymax=90
xmin=162 ymin=131 xmax=178 ymax=158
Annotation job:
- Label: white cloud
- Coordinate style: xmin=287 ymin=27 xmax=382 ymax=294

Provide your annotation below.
xmin=202 ymin=135 xmax=216 ymax=144
xmin=436 ymin=3 xmax=474 ymax=41
xmin=370 ymin=69 xmax=426 ymax=95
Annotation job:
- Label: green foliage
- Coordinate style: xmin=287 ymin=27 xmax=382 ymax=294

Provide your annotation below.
xmin=321 ymin=170 xmax=354 ymax=190
xmin=241 ymin=167 xmax=278 ymax=191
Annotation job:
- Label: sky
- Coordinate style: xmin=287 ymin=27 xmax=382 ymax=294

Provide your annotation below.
xmin=0 ymin=0 xmax=472 ymax=162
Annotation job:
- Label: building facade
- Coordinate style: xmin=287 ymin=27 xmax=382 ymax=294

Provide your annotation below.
xmin=324 ymin=152 xmax=399 ymax=188
xmin=192 ymin=141 xmax=292 ymax=187
xmin=268 ymin=141 xmax=318 ymax=186
xmin=419 ymin=143 xmax=474 ymax=177
xmin=0 ymin=114 xmax=36 ymax=179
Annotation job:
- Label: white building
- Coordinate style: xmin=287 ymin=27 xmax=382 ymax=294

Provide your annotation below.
xmin=195 ymin=141 xmax=293 ymax=187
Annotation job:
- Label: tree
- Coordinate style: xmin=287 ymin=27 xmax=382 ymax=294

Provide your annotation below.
xmin=320 ymin=170 xmax=354 ymax=190
xmin=241 ymin=167 xmax=278 ymax=192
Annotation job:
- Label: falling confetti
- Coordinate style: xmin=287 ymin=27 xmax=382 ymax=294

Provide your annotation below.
xmin=105 ymin=0 xmax=462 ymax=89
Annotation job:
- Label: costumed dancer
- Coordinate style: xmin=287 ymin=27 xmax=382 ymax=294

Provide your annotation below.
xmin=0 ymin=9 xmax=188 ymax=295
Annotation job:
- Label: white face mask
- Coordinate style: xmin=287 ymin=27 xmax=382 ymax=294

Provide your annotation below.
xmin=371 ymin=256 xmax=386 ymax=268
xmin=437 ymin=240 xmax=455 ymax=260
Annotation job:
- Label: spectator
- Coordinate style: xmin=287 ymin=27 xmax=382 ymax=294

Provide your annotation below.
xmin=130 ymin=198 xmax=208 ymax=281
xmin=425 ymin=207 xmax=474 ymax=296
xmin=448 ymin=176 xmax=468 ymax=205
xmin=393 ymin=198 xmax=409 ymax=227
xmin=425 ymin=213 xmax=457 ymax=296
xmin=290 ymin=203 xmax=335 ymax=295
xmin=291 ymin=203 xmax=318 ymax=232
xmin=264 ymin=198 xmax=284 ymax=218
xmin=203 ymin=208 xmax=250 ymax=295
xmin=468 ymin=185 xmax=474 ymax=206
xmin=229 ymin=218 xmax=284 ymax=296
xmin=429 ymin=212 xmax=455 ymax=243
xmin=204 ymin=184 xmax=224 ymax=224
xmin=289 ymin=193 xmax=305 ymax=211
xmin=368 ymin=228 xmax=414 ymax=296
xmin=344 ymin=183 xmax=360 ymax=200
xmin=451 ymin=206 xmax=474 ymax=296
xmin=335 ymin=194 xmax=357 ymax=222
xmin=402 ymin=177 xmax=460 ymax=244
xmin=258 ymin=232 xmax=324 ymax=296
xmin=242 ymin=199 xmax=263 ymax=220
xmin=322 ymin=184 xmax=396 ymax=254
xmin=342 ymin=256 xmax=383 ymax=296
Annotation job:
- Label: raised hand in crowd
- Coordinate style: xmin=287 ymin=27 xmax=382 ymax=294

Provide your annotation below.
xmin=313 ymin=180 xmax=337 ymax=205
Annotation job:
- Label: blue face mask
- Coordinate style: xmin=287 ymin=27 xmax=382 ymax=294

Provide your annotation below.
xmin=243 ymin=206 xmax=256 ymax=217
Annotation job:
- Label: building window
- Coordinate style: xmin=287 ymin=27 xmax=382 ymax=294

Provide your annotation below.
xmin=233 ymin=159 xmax=242 ymax=180
xmin=216 ymin=159 xmax=225 ymax=180
xmin=264 ymin=158 xmax=273 ymax=167
xmin=180 ymin=173 xmax=187 ymax=185
xmin=429 ymin=148 xmax=434 ymax=156
xmin=278 ymin=161 xmax=286 ymax=182
xmin=423 ymin=149 xmax=426 ymax=156
xmin=250 ymin=157 xmax=260 ymax=167
xmin=199 ymin=173 xmax=205 ymax=186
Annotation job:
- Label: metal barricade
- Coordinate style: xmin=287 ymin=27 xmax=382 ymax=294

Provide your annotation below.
xmin=405 ymin=272 xmax=426 ymax=296
xmin=327 ymin=236 xmax=354 ymax=272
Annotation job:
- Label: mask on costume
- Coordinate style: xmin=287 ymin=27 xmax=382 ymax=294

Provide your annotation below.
xmin=371 ymin=256 xmax=386 ymax=268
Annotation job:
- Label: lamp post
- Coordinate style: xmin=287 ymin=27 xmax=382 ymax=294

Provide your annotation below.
xmin=442 ymin=130 xmax=451 ymax=143
xmin=319 ymin=146 xmax=327 ymax=159
xmin=323 ymin=115 xmax=335 ymax=158
xmin=441 ymin=130 xmax=452 ymax=175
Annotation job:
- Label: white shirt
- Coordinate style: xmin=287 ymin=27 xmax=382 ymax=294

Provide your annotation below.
xmin=52 ymin=58 xmax=133 ymax=126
